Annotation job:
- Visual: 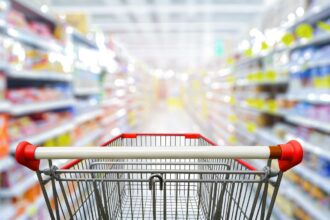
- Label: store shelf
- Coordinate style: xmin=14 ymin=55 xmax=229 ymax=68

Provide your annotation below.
xmin=286 ymin=92 xmax=330 ymax=104
xmin=286 ymin=115 xmax=330 ymax=133
xmin=74 ymin=129 xmax=102 ymax=146
xmin=10 ymin=99 xmax=75 ymax=116
xmin=235 ymin=123 xmax=256 ymax=144
xmin=0 ymin=174 xmax=37 ymax=198
xmin=6 ymin=68 xmax=73 ymax=82
xmin=0 ymin=21 xmax=64 ymax=53
xmin=1 ymin=204 xmax=16 ymax=220
xmin=0 ymin=101 xmax=10 ymax=112
xmin=308 ymin=59 xmax=330 ymax=68
xmin=282 ymin=180 xmax=330 ymax=220
xmin=102 ymin=98 xmax=123 ymax=107
xmin=294 ymin=165 xmax=330 ymax=194
xmin=10 ymin=122 xmax=75 ymax=150
xmin=101 ymin=109 xmax=127 ymax=125
xmin=74 ymin=87 xmax=100 ymax=96
xmin=75 ymin=109 xmax=103 ymax=124
xmin=255 ymin=128 xmax=283 ymax=145
xmin=291 ymin=33 xmax=330 ymax=50
xmin=285 ymin=133 xmax=330 ymax=161
xmin=235 ymin=78 xmax=289 ymax=87
xmin=236 ymin=102 xmax=286 ymax=117
xmin=17 ymin=195 xmax=45 ymax=220
xmin=290 ymin=3 xmax=330 ymax=30
xmin=72 ymin=31 xmax=98 ymax=49
xmin=0 ymin=156 xmax=14 ymax=171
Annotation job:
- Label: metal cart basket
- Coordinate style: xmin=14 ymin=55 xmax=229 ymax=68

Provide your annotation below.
xmin=16 ymin=133 xmax=303 ymax=220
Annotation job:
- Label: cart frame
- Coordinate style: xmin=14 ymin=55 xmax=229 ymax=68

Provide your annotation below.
xmin=16 ymin=133 xmax=303 ymax=220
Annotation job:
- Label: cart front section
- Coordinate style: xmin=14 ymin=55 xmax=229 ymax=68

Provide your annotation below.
xmin=36 ymin=134 xmax=284 ymax=220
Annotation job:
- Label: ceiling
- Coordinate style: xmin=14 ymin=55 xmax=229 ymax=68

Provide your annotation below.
xmin=49 ymin=0 xmax=268 ymax=70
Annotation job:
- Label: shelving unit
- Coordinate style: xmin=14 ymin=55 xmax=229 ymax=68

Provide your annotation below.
xmin=9 ymin=122 xmax=74 ymax=150
xmin=75 ymin=109 xmax=103 ymax=124
xmin=184 ymin=3 xmax=330 ymax=220
xmin=10 ymin=99 xmax=75 ymax=115
xmin=286 ymin=115 xmax=330 ymax=133
xmin=0 ymin=1 xmax=150 ymax=219
xmin=6 ymin=68 xmax=73 ymax=81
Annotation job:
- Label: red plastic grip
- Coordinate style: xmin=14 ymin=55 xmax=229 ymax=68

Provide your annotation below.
xmin=278 ymin=140 xmax=303 ymax=172
xmin=122 ymin=133 xmax=137 ymax=138
xmin=184 ymin=134 xmax=200 ymax=139
xmin=15 ymin=141 xmax=40 ymax=171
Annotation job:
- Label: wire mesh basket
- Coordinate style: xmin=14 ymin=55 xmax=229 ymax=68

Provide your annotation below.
xmin=16 ymin=133 xmax=303 ymax=220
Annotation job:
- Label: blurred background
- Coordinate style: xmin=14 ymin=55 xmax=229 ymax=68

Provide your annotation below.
xmin=0 ymin=0 xmax=329 ymax=219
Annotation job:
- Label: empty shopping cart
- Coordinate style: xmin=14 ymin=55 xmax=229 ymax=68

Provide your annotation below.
xmin=16 ymin=133 xmax=303 ymax=220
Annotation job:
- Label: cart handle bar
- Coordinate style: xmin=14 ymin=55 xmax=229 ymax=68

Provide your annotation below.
xmin=16 ymin=140 xmax=303 ymax=172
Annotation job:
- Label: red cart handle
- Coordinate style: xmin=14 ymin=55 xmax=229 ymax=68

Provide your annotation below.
xmin=15 ymin=139 xmax=303 ymax=172
xmin=16 ymin=141 xmax=40 ymax=171
xmin=277 ymin=140 xmax=303 ymax=172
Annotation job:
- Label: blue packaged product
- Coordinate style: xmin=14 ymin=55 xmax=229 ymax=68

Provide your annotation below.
xmin=300 ymin=68 xmax=312 ymax=89
xmin=318 ymin=156 xmax=330 ymax=177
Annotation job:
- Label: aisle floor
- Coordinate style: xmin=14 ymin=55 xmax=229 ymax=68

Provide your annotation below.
xmin=134 ymin=104 xmax=201 ymax=133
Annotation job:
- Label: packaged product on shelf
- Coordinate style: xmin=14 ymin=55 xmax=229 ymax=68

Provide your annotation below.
xmin=6 ymin=86 xmax=71 ymax=104
xmin=288 ymin=103 xmax=330 ymax=122
xmin=6 ymin=10 xmax=29 ymax=30
xmin=0 ymin=115 xmax=8 ymax=157
xmin=8 ymin=111 xmax=72 ymax=143
xmin=275 ymin=194 xmax=295 ymax=217
xmin=29 ymin=21 xmax=52 ymax=38
xmin=6 ymin=40 xmax=25 ymax=69
xmin=0 ymin=163 xmax=31 ymax=188
xmin=56 ymin=132 xmax=71 ymax=146
xmin=294 ymin=206 xmax=312 ymax=220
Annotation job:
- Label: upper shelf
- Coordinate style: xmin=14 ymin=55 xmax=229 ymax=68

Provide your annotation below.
xmin=72 ymin=31 xmax=98 ymax=50
xmin=289 ymin=3 xmax=330 ymax=30
xmin=286 ymin=115 xmax=330 ymax=133
xmin=5 ymin=67 xmax=73 ymax=82
xmin=0 ymin=21 xmax=65 ymax=53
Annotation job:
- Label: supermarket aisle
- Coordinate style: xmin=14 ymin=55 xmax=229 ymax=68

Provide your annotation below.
xmin=134 ymin=103 xmax=202 ymax=133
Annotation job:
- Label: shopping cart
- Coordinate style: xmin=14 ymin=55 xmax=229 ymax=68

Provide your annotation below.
xmin=16 ymin=133 xmax=303 ymax=220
